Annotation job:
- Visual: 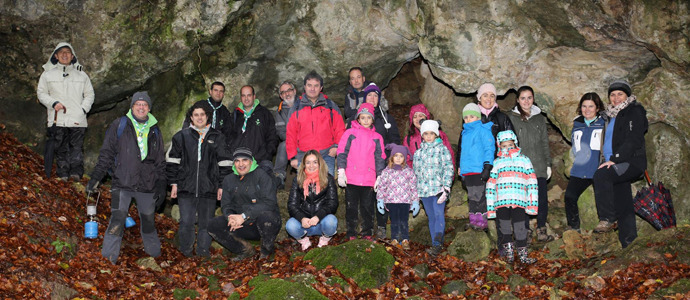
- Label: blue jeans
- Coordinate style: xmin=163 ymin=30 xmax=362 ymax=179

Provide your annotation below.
xmin=421 ymin=196 xmax=446 ymax=247
xmin=285 ymin=214 xmax=338 ymax=239
xmin=177 ymin=195 xmax=215 ymax=257
xmin=387 ymin=203 xmax=410 ymax=241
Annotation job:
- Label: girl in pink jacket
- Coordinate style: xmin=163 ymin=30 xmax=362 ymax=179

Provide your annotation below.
xmin=337 ymin=103 xmax=386 ymax=240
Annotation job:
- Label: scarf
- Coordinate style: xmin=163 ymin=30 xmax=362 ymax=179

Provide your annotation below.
xmin=479 ymin=103 xmax=498 ymax=117
xmin=303 ymin=169 xmax=321 ymax=197
xmin=191 ymin=124 xmax=210 ymax=161
xmin=392 ymin=164 xmax=403 ymax=170
xmin=207 ymin=97 xmax=223 ymax=129
xmin=605 ymin=95 xmax=636 ymax=118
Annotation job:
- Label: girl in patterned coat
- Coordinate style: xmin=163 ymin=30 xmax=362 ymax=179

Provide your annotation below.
xmin=486 ymin=130 xmax=538 ymax=264
xmin=376 ymin=144 xmax=418 ymax=250
xmin=413 ymin=120 xmax=454 ymax=257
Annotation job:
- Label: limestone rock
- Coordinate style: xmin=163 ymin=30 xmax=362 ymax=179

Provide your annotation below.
xmin=135 ymin=257 xmax=162 ymax=272
xmin=441 ymin=279 xmax=469 ymax=296
xmin=447 ymin=229 xmax=492 ymax=262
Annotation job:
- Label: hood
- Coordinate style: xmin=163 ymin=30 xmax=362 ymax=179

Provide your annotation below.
xmin=408 ymin=103 xmax=430 ymax=126
xmin=511 ymin=105 xmax=542 ymax=119
xmin=496 ymin=130 xmax=518 ymax=147
xmin=232 ymin=158 xmax=259 ymax=175
xmin=464 ymin=119 xmax=493 ymax=131
xmin=42 ymin=42 xmax=82 ymax=71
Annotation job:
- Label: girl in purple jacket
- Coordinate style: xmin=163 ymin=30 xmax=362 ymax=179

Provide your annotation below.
xmin=337 ymin=103 xmax=386 ymax=240
xmin=375 ymin=144 xmax=418 ymax=249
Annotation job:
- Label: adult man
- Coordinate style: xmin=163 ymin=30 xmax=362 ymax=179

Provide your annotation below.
xmin=182 ymin=82 xmax=233 ymax=144
xmin=286 ymin=71 xmax=345 ymax=176
xmin=37 ymin=42 xmax=95 ymax=180
xmin=87 ymin=91 xmax=166 ymax=264
xmin=167 ymin=102 xmax=233 ymax=257
xmin=273 ymin=80 xmax=297 ymax=188
xmin=207 ymin=148 xmax=281 ymax=260
xmin=343 ymin=67 xmax=388 ymax=122
xmin=228 ymin=85 xmax=277 ymax=177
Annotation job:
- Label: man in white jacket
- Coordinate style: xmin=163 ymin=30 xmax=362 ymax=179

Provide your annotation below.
xmin=37 ymin=42 xmax=95 ymax=180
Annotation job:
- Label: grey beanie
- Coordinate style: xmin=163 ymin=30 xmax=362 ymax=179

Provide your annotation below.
xmin=131 ymin=91 xmax=152 ymax=108
xmin=608 ymin=80 xmax=632 ymax=97
xmin=233 ymin=147 xmax=253 ymax=161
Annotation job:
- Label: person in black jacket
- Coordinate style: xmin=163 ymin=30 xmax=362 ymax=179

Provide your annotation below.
xmin=228 ymin=85 xmax=278 ymax=178
xmin=593 ymin=80 xmax=648 ymax=248
xmin=286 ymin=150 xmax=339 ymax=251
xmin=87 ymin=91 xmax=166 ymax=264
xmin=207 ymin=147 xmax=281 ymax=260
xmin=182 ymin=82 xmax=233 ymax=146
xmin=166 ymin=102 xmax=233 ymax=257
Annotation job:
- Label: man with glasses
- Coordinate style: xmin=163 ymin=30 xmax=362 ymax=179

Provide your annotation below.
xmin=272 ymin=80 xmax=297 ymax=189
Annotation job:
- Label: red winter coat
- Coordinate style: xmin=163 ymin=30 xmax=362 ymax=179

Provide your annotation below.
xmin=286 ymin=93 xmax=345 ymax=160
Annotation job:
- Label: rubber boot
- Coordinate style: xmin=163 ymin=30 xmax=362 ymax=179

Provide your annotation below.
xmin=517 ymin=247 xmax=536 ymax=264
xmin=499 ymin=242 xmax=514 ymax=264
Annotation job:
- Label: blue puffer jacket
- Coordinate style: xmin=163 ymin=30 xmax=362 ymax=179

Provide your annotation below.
xmin=570 ymin=115 xmax=606 ymax=179
xmin=459 ymin=120 xmax=495 ymax=176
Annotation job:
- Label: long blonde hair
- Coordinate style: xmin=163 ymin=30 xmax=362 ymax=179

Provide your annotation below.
xmin=297 ymin=150 xmax=329 ymax=188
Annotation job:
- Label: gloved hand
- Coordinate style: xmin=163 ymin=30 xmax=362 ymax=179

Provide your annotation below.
xmin=337 ymin=169 xmax=347 ymax=187
xmin=547 ymin=167 xmax=552 ymax=180
xmin=481 ymin=163 xmax=493 ymax=182
xmin=377 ymin=199 xmax=385 ymax=215
xmin=374 ymin=176 xmax=381 ymax=192
xmin=436 ymin=186 xmax=451 ymax=204
xmin=86 ymin=178 xmax=99 ymax=193
xmin=410 ymin=201 xmax=420 ymax=217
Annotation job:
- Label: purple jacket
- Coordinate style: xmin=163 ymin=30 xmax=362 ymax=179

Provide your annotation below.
xmin=377 ymin=166 xmax=418 ymax=204
xmin=337 ymin=120 xmax=386 ymax=187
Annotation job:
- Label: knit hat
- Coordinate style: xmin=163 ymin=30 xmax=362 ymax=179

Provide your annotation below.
xmin=232 ymin=147 xmax=253 ymax=161
xmin=131 ymin=91 xmax=152 ymax=108
xmin=419 ymin=120 xmax=439 ymax=136
xmin=356 ymin=103 xmax=375 ymax=120
xmin=476 ymin=83 xmax=497 ymax=100
xmin=608 ymin=80 xmax=632 ymax=97
xmin=362 ymin=83 xmax=381 ymax=103
xmin=497 ymin=130 xmax=519 ymax=147
xmin=462 ymin=103 xmax=481 ymax=119
xmin=386 ymin=143 xmax=409 ymax=160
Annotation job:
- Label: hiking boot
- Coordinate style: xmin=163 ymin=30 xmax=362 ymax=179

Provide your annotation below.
xmin=426 ymin=245 xmax=443 ymax=257
xmin=517 ymin=247 xmax=536 ymax=264
xmin=498 ymin=242 xmax=514 ymax=264
xmin=536 ymin=227 xmax=555 ymax=242
xmin=69 ymin=174 xmax=81 ymax=181
xmin=317 ymin=236 xmax=331 ymax=248
xmin=593 ymin=220 xmax=617 ymax=233
xmin=375 ymin=226 xmax=386 ymax=240
xmin=297 ymin=237 xmax=312 ymax=251
xmin=60 ymin=176 xmax=69 ymax=181
xmin=274 ymin=173 xmax=285 ymax=190
xmin=401 ymin=239 xmax=411 ymax=250
xmin=565 ymin=226 xmax=581 ymax=234
xmin=232 ymin=239 xmax=256 ymax=261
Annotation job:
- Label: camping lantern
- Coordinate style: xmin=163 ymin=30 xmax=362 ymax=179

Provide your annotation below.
xmin=85 ymin=191 xmax=100 ymax=239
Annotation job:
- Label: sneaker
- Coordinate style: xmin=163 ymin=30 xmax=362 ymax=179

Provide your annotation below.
xmin=391 ymin=239 xmax=400 ymax=248
xmin=426 ymin=245 xmax=443 ymax=257
xmin=317 ymin=236 xmax=331 ymax=248
xmin=536 ymin=227 xmax=555 ymax=242
xmin=401 ymin=240 xmax=411 ymax=250
xmin=593 ymin=220 xmax=617 ymax=233
xmin=59 ymin=176 xmax=69 ymax=181
xmin=297 ymin=237 xmax=312 ymax=251
xmin=375 ymin=226 xmax=386 ymax=240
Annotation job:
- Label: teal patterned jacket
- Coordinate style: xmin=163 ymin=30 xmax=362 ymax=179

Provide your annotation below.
xmin=413 ymin=138 xmax=454 ymax=198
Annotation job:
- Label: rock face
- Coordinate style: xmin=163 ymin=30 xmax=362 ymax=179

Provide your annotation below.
xmin=1 ymin=1 xmax=688 ymax=221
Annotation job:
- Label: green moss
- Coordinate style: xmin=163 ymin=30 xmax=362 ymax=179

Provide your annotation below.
xmin=205 ymin=275 xmax=220 ymax=292
xmin=506 ymin=274 xmax=534 ymax=288
xmin=304 ymin=239 xmax=395 ymax=289
xmin=486 ymin=272 xmax=505 ymax=284
xmin=247 ymin=273 xmax=270 ymax=287
xmin=324 ymin=276 xmax=349 ymax=291
xmin=410 ymin=280 xmax=430 ymax=290
xmin=173 ymin=288 xmax=199 ymax=300
xmin=441 ymin=280 xmax=469 ymax=295
xmin=245 ymin=278 xmax=327 ymax=300
xmin=650 ymin=278 xmax=690 ymax=299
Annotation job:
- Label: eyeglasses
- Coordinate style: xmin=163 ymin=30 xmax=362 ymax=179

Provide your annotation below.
xmin=279 ymin=88 xmax=294 ymax=96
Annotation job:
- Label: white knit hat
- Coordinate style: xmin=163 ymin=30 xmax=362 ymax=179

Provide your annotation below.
xmin=419 ymin=120 xmax=439 ymax=136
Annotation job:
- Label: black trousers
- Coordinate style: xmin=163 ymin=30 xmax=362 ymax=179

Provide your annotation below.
xmin=593 ymin=163 xmax=642 ymax=248
xmin=496 ymin=207 xmax=529 ymax=248
xmin=53 ymin=127 xmax=85 ymax=177
xmin=345 ymin=184 xmax=375 ymax=237
xmin=207 ymin=210 xmax=281 ymax=255
xmin=564 ymin=176 xmax=593 ymax=229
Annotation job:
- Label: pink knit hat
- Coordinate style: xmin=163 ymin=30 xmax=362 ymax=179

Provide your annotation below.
xmin=476 ymin=83 xmax=497 ymax=100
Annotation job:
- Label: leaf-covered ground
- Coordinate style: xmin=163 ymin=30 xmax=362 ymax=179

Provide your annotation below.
xmin=1 ymin=126 xmax=689 ymax=299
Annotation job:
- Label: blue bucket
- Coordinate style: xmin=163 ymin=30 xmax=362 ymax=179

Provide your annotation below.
xmin=125 ymin=216 xmax=136 ymax=228
xmin=85 ymin=221 xmax=98 ymax=239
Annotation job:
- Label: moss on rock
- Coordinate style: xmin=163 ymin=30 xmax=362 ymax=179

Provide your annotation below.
xmin=245 ymin=278 xmax=327 ymax=300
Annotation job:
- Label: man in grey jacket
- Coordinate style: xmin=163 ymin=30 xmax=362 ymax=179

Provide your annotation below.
xmin=272 ymin=80 xmax=297 ymax=189
xmin=37 ymin=42 xmax=95 ymax=180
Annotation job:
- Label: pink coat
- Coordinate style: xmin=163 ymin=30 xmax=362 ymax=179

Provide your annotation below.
xmin=336 ymin=120 xmax=386 ymax=187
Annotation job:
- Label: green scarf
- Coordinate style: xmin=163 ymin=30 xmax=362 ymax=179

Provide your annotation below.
xmin=126 ymin=110 xmax=158 ymax=160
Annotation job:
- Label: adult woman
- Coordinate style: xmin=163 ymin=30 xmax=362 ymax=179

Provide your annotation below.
xmin=403 ymin=103 xmax=455 ymax=168
xmin=507 ymin=86 xmax=553 ymax=242
xmin=593 ymin=80 xmax=647 ymax=248
xmin=286 ymin=150 xmax=339 ymax=251
xmin=564 ymin=93 xmax=606 ymax=232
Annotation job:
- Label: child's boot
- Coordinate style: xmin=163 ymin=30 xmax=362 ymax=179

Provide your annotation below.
xmin=517 ymin=247 xmax=537 ymax=264
xmin=297 ymin=237 xmax=312 ymax=251
xmin=317 ymin=236 xmax=331 ymax=248
xmin=499 ymin=242 xmax=514 ymax=263
xmin=477 ymin=213 xmax=488 ymax=231
xmin=536 ymin=227 xmax=555 ymax=242
xmin=375 ymin=226 xmax=387 ymax=240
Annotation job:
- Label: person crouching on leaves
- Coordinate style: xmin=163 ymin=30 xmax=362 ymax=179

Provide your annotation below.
xmin=337 ymin=102 xmax=386 ymax=241
xmin=376 ymin=143 xmax=418 ymax=250
xmin=486 ymin=130 xmax=538 ymax=264
xmin=413 ymin=120 xmax=454 ymax=257
xmin=286 ymin=150 xmax=339 ymax=251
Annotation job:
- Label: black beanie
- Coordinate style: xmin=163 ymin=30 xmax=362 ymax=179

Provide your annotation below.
xmin=608 ymin=80 xmax=632 ymax=97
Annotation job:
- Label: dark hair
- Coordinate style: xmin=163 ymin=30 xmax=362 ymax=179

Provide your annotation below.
xmin=515 ymin=86 xmax=535 ymax=121
xmin=303 ymin=70 xmax=324 ymax=87
xmin=210 ymin=81 xmax=225 ymax=91
xmin=348 ymin=67 xmax=363 ymax=76
xmin=240 ymin=85 xmax=255 ymax=96
xmin=187 ymin=102 xmax=212 ymax=125
xmin=576 ymin=92 xmax=604 ymax=116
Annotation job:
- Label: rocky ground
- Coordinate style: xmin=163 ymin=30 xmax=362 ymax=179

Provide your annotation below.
xmin=1 ymin=125 xmax=689 ymax=299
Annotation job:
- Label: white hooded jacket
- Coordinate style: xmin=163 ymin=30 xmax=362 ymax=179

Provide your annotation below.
xmin=37 ymin=42 xmax=95 ymax=127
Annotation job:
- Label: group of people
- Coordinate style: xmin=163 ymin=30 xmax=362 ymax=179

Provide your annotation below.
xmin=39 ymin=42 xmax=647 ymax=265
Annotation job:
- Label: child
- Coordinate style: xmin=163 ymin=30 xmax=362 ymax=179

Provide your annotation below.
xmin=376 ymin=144 xmax=419 ymax=250
xmin=413 ymin=120 xmax=454 ymax=256
xmin=486 ymin=130 xmax=538 ymax=264
xmin=458 ymin=103 xmax=495 ymax=231
xmin=337 ymin=103 xmax=386 ymax=240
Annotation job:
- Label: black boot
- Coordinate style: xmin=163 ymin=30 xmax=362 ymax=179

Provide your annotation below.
xmin=231 ymin=238 xmax=256 ymax=261
xmin=499 ymin=242 xmax=514 ymax=264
